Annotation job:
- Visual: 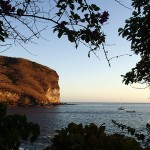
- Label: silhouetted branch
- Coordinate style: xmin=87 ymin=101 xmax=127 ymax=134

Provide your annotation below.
xmin=0 ymin=44 xmax=12 ymax=53
xmin=102 ymin=43 xmax=111 ymax=67
xmin=115 ymin=0 xmax=132 ymax=10
xmin=109 ymin=54 xmax=132 ymax=61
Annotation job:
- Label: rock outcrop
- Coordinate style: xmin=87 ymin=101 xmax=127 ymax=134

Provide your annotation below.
xmin=0 ymin=55 xmax=60 ymax=105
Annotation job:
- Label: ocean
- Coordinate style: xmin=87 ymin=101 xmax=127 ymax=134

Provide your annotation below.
xmin=7 ymin=102 xmax=150 ymax=150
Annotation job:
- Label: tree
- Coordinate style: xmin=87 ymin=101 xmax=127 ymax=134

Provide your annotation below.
xmin=44 ymin=122 xmax=150 ymax=150
xmin=0 ymin=0 xmax=149 ymax=88
xmin=0 ymin=102 xmax=40 ymax=149
xmin=0 ymin=0 xmax=109 ymax=57
xmin=119 ymin=0 xmax=150 ymax=88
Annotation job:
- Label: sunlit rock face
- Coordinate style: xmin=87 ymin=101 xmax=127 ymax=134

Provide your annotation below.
xmin=0 ymin=56 xmax=60 ymax=105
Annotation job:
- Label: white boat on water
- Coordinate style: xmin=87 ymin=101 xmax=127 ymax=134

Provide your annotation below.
xmin=126 ymin=110 xmax=136 ymax=113
xmin=118 ymin=107 xmax=125 ymax=110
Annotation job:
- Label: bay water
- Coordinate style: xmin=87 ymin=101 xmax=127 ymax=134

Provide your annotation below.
xmin=7 ymin=103 xmax=150 ymax=150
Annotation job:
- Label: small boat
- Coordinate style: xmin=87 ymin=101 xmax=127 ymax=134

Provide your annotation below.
xmin=118 ymin=107 xmax=125 ymax=110
xmin=126 ymin=110 xmax=136 ymax=113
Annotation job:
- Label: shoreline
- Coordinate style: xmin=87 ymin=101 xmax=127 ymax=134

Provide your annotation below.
xmin=5 ymin=102 xmax=77 ymax=108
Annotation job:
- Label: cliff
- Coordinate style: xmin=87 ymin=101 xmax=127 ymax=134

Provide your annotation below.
xmin=0 ymin=56 xmax=60 ymax=106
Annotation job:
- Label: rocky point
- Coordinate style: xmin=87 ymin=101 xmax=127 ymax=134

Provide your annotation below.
xmin=0 ymin=56 xmax=60 ymax=106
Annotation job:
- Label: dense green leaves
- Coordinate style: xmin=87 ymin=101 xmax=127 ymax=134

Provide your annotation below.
xmin=119 ymin=0 xmax=150 ymax=87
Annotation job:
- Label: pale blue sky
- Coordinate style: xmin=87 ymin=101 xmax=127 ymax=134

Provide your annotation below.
xmin=1 ymin=0 xmax=149 ymax=103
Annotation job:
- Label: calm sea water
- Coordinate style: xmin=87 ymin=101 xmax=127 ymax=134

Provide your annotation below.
xmin=7 ymin=103 xmax=150 ymax=150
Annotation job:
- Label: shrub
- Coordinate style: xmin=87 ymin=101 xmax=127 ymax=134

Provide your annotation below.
xmin=0 ymin=102 xmax=40 ymax=150
xmin=7 ymin=71 xmax=18 ymax=84
xmin=45 ymin=122 xmax=146 ymax=150
xmin=4 ymin=57 xmax=19 ymax=66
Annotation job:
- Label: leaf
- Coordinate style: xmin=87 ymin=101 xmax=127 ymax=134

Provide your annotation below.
xmin=73 ymin=14 xmax=80 ymax=20
xmin=53 ymin=28 xmax=58 ymax=33
xmin=118 ymin=28 xmax=123 ymax=34
xmin=77 ymin=0 xmax=83 ymax=5
xmin=70 ymin=4 xmax=74 ymax=10
xmin=58 ymin=31 xmax=63 ymax=38
xmin=56 ymin=12 xmax=62 ymax=16
xmin=88 ymin=51 xmax=91 ymax=58
xmin=68 ymin=34 xmax=75 ymax=42
xmin=0 ymin=35 xmax=5 ymax=42
xmin=91 ymin=4 xmax=100 ymax=11
xmin=84 ymin=14 xmax=88 ymax=18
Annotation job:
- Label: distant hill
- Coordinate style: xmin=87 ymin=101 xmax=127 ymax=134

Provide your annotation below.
xmin=0 ymin=55 xmax=60 ymax=106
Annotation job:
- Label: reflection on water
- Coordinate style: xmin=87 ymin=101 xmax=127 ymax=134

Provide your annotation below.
xmin=7 ymin=103 xmax=150 ymax=150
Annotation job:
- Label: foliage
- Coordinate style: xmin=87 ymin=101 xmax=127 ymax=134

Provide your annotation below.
xmin=44 ymin=122 xmax=149 ymax=150
xmin=112 ymin=120 xmax=150 ymax=148
xmin=0 ymin=0 xmax=109 ymax=57
xmin=0 ymin=102 xmax=40 ymax=150
xmin=112 ymin=120 xmax=147 ymax=141
xmin=0 ymin=20 xmax=8 ymax=42
xmin=0 ymin=0 xmax=149 ymax=88
xmin=119 ymin=0 xmax=150 ymax=87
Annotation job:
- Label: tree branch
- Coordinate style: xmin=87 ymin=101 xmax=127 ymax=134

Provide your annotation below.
xmin=115 ymin=0 xmax=132 ymax=10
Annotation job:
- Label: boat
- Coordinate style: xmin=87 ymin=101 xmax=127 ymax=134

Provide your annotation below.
xmin=118 ymin=107 xmax=125 ymax=110
xmin=118 ymin=99 xmax=125 ymax=110
xmin=126 ymin=110 xmax=135 ymax=113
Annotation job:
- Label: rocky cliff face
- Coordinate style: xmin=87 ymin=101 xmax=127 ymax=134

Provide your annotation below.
xmin=0 ymin=56 xmax=60 ymax=105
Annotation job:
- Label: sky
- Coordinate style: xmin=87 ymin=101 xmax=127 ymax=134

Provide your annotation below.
xmin=1 ymin=0 xmax=149 ymax=103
